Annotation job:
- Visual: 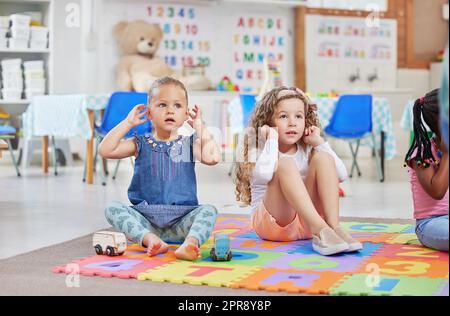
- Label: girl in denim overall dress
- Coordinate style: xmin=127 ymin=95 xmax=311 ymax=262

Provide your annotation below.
xmin=100 ymin=77 xmax=221 ymax=261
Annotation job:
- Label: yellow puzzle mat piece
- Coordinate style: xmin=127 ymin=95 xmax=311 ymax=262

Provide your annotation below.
xmin=138 ymin=261 xmax=261 ymax=287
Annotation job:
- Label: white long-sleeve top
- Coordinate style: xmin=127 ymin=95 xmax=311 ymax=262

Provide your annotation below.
xmin=250 ymin=139 xmax=348 ymax=212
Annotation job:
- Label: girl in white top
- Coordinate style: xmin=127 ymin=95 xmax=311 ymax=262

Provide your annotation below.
xmin=234 ymin=87 xmax=362 ymax=256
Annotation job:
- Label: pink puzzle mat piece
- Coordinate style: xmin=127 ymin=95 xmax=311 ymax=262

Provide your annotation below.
xmin=374 ymin=244 xmax=449 ymax=261
xmin=53 ymin=244 xmax=175 ymax=279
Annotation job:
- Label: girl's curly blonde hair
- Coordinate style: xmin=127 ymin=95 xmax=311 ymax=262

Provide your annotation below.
xmin=233 ymin=86 xmax=321 ymax=206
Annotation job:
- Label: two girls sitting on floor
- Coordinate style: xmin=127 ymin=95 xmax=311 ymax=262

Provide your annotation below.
xmin=99 ymin=79 xmax=362 ymax=260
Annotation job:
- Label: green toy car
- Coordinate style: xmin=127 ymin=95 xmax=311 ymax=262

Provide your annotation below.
xmin=210 ymin=234 xmax=232 ymax=261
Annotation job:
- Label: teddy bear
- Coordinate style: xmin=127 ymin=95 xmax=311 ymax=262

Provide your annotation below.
xmin=114 ymin=20 xmax=211 ymax=92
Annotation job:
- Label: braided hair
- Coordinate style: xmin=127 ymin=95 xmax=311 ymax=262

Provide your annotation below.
xmin=405 ymin=89 xmax=442 ymax=169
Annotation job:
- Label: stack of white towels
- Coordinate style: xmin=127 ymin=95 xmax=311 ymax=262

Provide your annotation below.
xmin=0 ymin=16 xmax=9 ymax=49
xmin=9 ymin=14 xmax=31 ymax=50
xmin=0 ymin=14 xmax=49 ymax=50
xmin=30 ymin=26 xmax=49 ymax=50
xmin=24 ymin=60 xmax=46 ymax=100
xmin=0 ymin=59 xmax=46 ymax=101
xmin=1 ymin=59 xmax=24 ymax=101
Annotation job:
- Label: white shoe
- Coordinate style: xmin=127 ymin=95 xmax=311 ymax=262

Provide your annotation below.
xmin=312 ymin=227 xmax=350 ymax=256
xmin=334 ymin=226 xmax=363 ymax=252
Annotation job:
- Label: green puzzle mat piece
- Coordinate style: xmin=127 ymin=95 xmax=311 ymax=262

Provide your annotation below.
xmin=330 ymin=273 xmax=445 ymax=296
xmin=340 ymin=222 xmax=413 ymax=234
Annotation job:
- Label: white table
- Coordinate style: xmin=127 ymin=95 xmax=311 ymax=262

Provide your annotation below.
xmin=23 ymin=94 xmax=110 ymax=184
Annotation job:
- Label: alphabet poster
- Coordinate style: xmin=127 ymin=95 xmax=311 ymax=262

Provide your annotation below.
xmin=122 ymin=2 xmax=293 ymax=93
xmin=126 ymin=3 xmax=214 ymax=71
xmin=231 ymin=14 xmax=289 ymax=92
xmin=307 ymin=15 xmax=397 ymax=64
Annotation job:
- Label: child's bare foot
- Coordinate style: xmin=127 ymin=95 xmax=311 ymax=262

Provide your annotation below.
xmin=175 ymin=237 xmax=201 ymax=261
xmin=144 ymin=234 xmax=169 ymax=257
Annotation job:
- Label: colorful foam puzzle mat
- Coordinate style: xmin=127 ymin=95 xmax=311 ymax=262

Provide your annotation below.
xmin=53 ymin=216 xmax=449 ymax=296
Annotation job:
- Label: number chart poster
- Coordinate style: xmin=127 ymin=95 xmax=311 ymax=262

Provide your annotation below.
xmin=231 ymin=14 xmax=289 ymax=92
xmin=307 ymin=15 xmax=397 ymax=64
xmin=126 ymin=3 xmax=214 ymax=72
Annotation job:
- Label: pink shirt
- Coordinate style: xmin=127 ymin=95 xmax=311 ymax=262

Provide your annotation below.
xmin=408 ymin=147 xmax=449 ymax=220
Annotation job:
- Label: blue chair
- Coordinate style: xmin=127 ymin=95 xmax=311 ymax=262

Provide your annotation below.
xmin=240 ymin=94 xmax=257 ymax=128
xmin=0 ymin=125 xmax=21 ymax=177
xmin=228 ymin=94 xmax=257 ymax=176
xmin=84 ymin=92 xmax=152 ymax=185
xmin=324 ymin=95 xmax=383 ymax=182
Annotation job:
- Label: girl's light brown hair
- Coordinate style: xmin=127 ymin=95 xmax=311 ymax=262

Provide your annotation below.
xmin=148 ymin=76 xmax=189 ymax=105
xmin=233 ymin=86 xmax=321 ymax=206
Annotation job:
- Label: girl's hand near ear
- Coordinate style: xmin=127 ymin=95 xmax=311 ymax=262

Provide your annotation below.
xmin=188 ymin=105 xmax=203 ymax=132
xmin=304 ymin=126 xmax=325 ymax=147
xmin=99 ymin=104 xmax=146 ymax=159
xmin=126 ymin=104 xmax=148 ymax=128
xmin=189 ymin=105 xmax=221 ymax=166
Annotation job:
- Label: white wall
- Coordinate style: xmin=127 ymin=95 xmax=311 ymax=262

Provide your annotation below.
xmin=53 ymin=0 xmax=83 ymax=94
xmin=53 ymin=0 xmax=106 ymax=95
xmin=396 ymin=68 xmax=431 ymax=100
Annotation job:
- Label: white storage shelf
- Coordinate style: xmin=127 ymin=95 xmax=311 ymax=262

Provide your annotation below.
xmin=0 ymin=99 xmax=30 ymax=105
xmin=0 ymin=48 xmax=50 ymax=53
xmin=0 ymin=0 xmax=53 ymax=105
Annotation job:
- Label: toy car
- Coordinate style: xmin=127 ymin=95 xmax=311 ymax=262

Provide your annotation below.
xmin=93 ymin=231 xmax=127 ymax=257
xmin=210 ymin=234 xmax=232 ymax=261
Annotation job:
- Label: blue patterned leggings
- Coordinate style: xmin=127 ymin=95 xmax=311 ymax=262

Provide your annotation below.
xmin=105 ymin=201 xmax=218 ymax=246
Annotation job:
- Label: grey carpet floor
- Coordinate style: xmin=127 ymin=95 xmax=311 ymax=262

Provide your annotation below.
xmin=0 ymin=217 xmax=414 ymax=296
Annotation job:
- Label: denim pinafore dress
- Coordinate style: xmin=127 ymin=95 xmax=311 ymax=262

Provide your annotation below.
xmin=128 ymin=133 xmax=199 ymax=229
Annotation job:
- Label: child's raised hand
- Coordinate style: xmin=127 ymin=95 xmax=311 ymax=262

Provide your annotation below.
xmin=303 ymin=126 xmax=325 ymax=147
xmin=188 ymin=105 xmax=203 ymax=131
xmin=126 ymin=104 xmax=148 ymax=127
xmin=260 ymin=125 xmax=279 ymax=141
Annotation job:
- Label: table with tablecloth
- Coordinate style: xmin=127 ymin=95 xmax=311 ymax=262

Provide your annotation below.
xmin=312 ymin=97 xmax=396 ymax=158
xmin=400 ymin=100 xmax=415 ymax=132
xmin=22 ymin=94 xmax=110 ymax=184
xmin=313 ymin=97 xmax=396 ymax=181
xmin=400 ymin=99 xmax=434 ymax=146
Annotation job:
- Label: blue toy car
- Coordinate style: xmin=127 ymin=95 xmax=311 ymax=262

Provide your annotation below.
xmin=210 ymin=234 xmax=232 ymax=261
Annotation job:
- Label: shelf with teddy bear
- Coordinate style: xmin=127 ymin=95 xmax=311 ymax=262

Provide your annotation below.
xmin=114 ymin=20 xmax=212 ymax=93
